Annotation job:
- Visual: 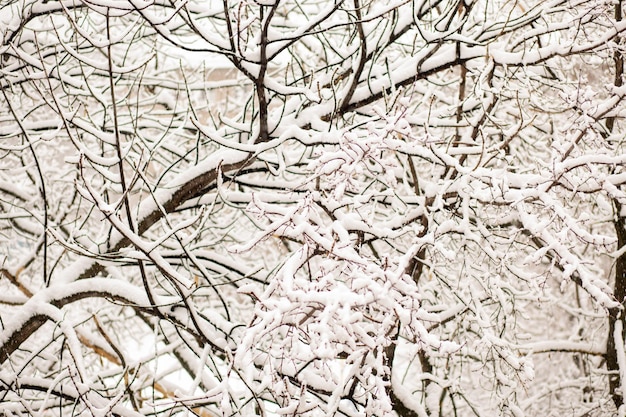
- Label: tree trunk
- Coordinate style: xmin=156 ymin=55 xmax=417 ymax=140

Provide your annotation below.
xmin=608 ymin=203 xmax=626 ymax=409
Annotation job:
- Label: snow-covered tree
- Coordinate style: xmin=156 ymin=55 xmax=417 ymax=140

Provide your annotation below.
xmin=1 ymin=0 xmax=626 ymax=415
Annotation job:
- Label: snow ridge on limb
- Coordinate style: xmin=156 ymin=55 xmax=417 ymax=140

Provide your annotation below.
xmin=0 ymin=278 xmax=160 ymax=363
xmin=58 ymin=149 xmax=252 ymax=284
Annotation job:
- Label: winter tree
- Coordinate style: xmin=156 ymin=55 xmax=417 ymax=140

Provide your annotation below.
xmin=1 ymin=0 xmax=626 ymax=415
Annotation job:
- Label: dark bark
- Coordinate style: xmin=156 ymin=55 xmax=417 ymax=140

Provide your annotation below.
xmin=606 ymin=2 xmax=624 ymax=408
xmin=608 ymin=201 xmax=626 ymax=409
